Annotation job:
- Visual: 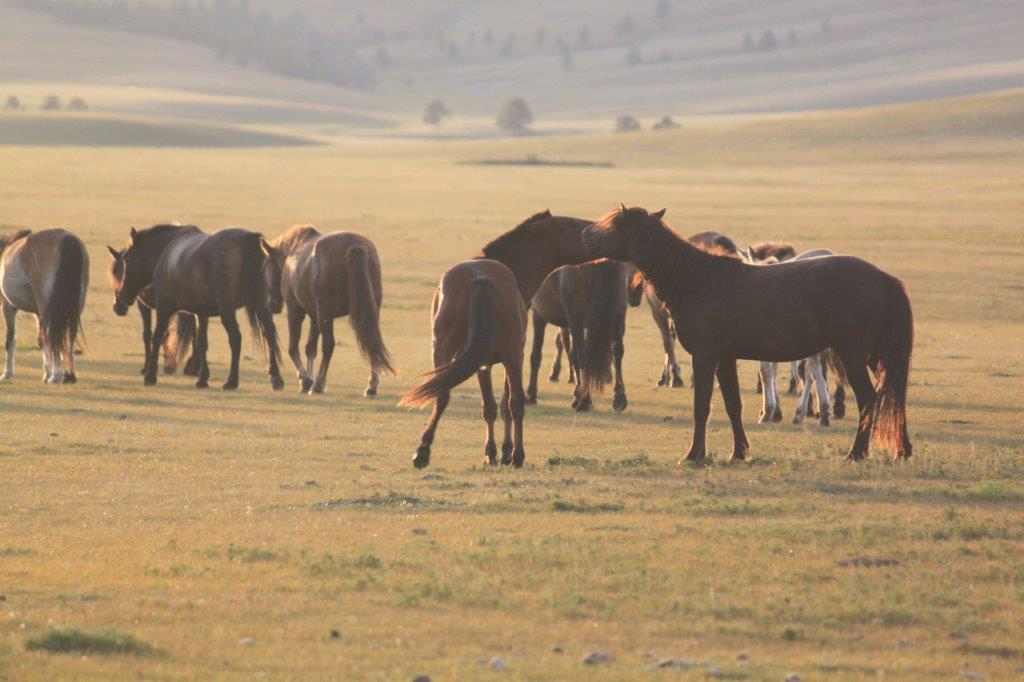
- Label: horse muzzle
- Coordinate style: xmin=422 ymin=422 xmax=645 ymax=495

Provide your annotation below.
xmin=113 ymin=301 xmax=130 ymax=317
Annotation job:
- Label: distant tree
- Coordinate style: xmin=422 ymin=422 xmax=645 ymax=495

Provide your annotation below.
xmin=67 ymin=97 xmax=89 ymax=111
xmin=821 ymin=18 xmax=832 ymax=35
xmin=615 ymin=115 xmax=641 ymax=133
xmin=742 ymin=32 xmax=755 ymax=52
xmin=423 ymin=99 xmax=451 ymax=127
xmin=561 ymin=50 xmax=575 ymax=71
xmin=467 ymin=31 xmax=477 ymax=48
xmin=625 ymin=45 xmax=643 ymax=66
xmin=758 ymin=29 xmax=777 ymax=51
xmin=535 ymin=27 xmax=547 ymax=46
xmin=41 ymin=95 xmax=62 ymax=111
xmin=616 ymin=15 xmax=635 ymax=38
xmin=496 ymin=97 xmax=533 ymax=134
xmin=375 ymin=46 xmax=393 ymax=67
xmin=652 ymin=115 xmax=680 ymax=130
xmin=578 ymin=25 xmax=591 ymax=48
xmin=655 ymin=0 xmax=671 ymax=22
xmin=788 ymin=27 xmax=799 ymax=45
xmin=483 ymin=29 xmax=494 ymax=46
xmin=4 ymin=95 xmax=21 ymax=110
xmin=499 ymin=32 xmax=516 ymax=58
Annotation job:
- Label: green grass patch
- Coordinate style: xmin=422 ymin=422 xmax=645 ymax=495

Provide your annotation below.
xmin=551 ymin=500 xmax=625 ymax=513
xmin=25 ymin=628 xmax=154 ymax=656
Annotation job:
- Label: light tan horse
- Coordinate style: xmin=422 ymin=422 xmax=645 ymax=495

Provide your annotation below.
xmin=261 ymin=225 xmax=393 ymax=396
xmin=1 ymin=228 xmax=89 ymax=384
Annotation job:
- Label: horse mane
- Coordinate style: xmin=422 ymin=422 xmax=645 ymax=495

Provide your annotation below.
xmin=271 ymin=224 xmax=321 ymax=254
xmin=478 ymin=209 xmax=553 ymax=258
xmin=131 ymin=223 xmax=194 ymax=243
xmin=0 ymin=228 xmax=31 ymax=254
xmin=750 ymin=241 xmax=796 ymax=261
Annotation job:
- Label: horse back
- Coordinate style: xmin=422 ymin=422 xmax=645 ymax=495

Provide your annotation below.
xmin=303 ymin=231 xmax=382 ymax=316
xmin=433 ymin=259 xmax=525 ymax=360
xmin=1 ymin=229 xmax=86 ymax=313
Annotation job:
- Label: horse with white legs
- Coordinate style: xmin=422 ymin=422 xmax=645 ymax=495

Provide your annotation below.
xmin=1 ymin=228 xmax=89 ymax=384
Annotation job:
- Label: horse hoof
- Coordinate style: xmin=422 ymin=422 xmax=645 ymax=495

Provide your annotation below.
xmin=413 ymin=445 xmax=431 ymax=469
xmin=548 ymin=371 xmax=560 ymax=382
xmin=525 ymin=393 xmax=537 ymax=405
xmin=271 ymin=376 xmax=285 ymax=391
xmin=573 ymin=397 xmax=593 ymax=412
xmin=612 ymin=394 xmax=627 ymax=412
xmin=758 ymin=413 xmax=770 ymax=424
xmin=681 ymin=452 xmax=706 ymax=464
xmin=512 ymin=451 xmax=525 ymax=468
xmin=833 ymin=402 xmax=846 ymax=419
xmin=484 ymin=443 xmax=498 ymax=466
xmin=729 ymin=447 xmax=749 ymax=462
xmin=846 ymin=450 xmax=868 ymax=462
xmin=787 ymin=379 xmax=798 ymax=394
xmin=299 ymin=377 xmax=313 ymax=393
xmin=0 ymin=373 xmax=10 ymax=382
xmin=143 ymin=376 xmax=157 ymax=386
xmin=792 ymin=415 xmax=803 ymax=425
xmin=222 ymin=381 xmax=238 ymax=391
xmin=500 ymin=443 xmax=513 ymax=466
xmin=671 ymin=376 xmax=684 ymax=388
xmin=771 ymin=408 xmax=783 ymax=423
xmin=819 ymin=414 xmax=830 ymax=427
xmin=139 ymin=367 xmax=147 ymax=375
xmin=311 ymin=382 xmax=325 ymax=394
xmin=195 ymin=380 xmax=209 ymax=389
xmin=364 ymin=387 xmax=377 ymax=398
xmin=163 ymin=365 xmax=176 ymax=375
xmin=62 ymin=372 xmax=77 ymax=384
xmin=657 ymin=375 xmax=668 ymax=387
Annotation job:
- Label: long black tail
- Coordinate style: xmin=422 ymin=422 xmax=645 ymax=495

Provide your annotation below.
xmin=240 ymin=232 xmax=282 ymax=366
xmin=400 ymin=278 xmax=495 ymax=408
xmin=42 ymin=233 xmax=86 ymax=360
xmin=346 ymin=245 xmax=395 ymax=375
xmin=868 ymin=275 xmax=914 ymax=453
xmin=579 ymin=260 xmax=622 ymax=394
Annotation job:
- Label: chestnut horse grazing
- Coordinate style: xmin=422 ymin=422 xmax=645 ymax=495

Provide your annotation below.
xmin=111 ymin=224 xmax=284 ymax=390
xmin=261 ymin=225 xmax=393 ymax=396
xmin=1 ymin=228 xmax=89 ymax=383
xmin=107 ymin=245 xmax=200 ymax=376
xmin=401 ymin=210 xmax=593 ymax=468
xmin=583 ymin=206 xmax=913 ymax=461
xmin=528 ymin=260 xmax=641 ymax=411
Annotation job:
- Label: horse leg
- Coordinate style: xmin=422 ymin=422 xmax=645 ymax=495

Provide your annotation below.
xmin=499 ymin=379 xmax=514 ymax=464
xmin=833 ymin=382 xmax=847 ymax=419
xmin=787 ymin=360 xmax=799 ymax=394
xmin=138 ymin=304 xmax=152 ymax=375
xmin=838 ymin=352 xmax=876 ymax=460
xmin=684 ymin=355 xmax=718 ymax=462
xmin=182 ymin=316 xmax=202 ymax=377
xmin=563 ymin=328 xmax=577 ymax=384
xmin=62 ymin=330 xmax=77 ymax=384
xmin=311 ymin=315 xmax=334 ymax=394
xmin=413 ymin=390 xmax=449 ymax=469
xmin=303 ymin=314 xmax=319 ymax=393
xmin=144 ymin=307 xmax=173 ymax=386
xmin=549 ymin=327 xmax=563 ymax=382
xmin=2 ymin=301 xmax=16 ymax=381
xmin=504 ymin=360 xmax=527 ymax=467
xmin=652 ymin=304 xmax=680 ymax=387
xmin=284 ymin=303 xmax=307 ymax=391
xmin=716 ymin=358 xmax=749 ymax=461
xmin=219 ymin=306 xmax=242 ymax=390
xmin=611 ymin=331 xmax=627 ymax=412
xmin=193 ymin=316 xmax=210 ymax=388
xmin=793 ymin=358 xmax=813 ymax=424
xmin=809 ymin=354 xmax=832 ymax=427
xmin=758 ymin=361 xmax=778 ymax=423
xmin=256 ymin=306 xmax=285 ymax=391
xmin=526 ymin=310 xmax=545 ymax=403
xmin=478 ymin=368 xmax=499 ymax=465
xmin=568 ymin=321 xmax=591 ymax=412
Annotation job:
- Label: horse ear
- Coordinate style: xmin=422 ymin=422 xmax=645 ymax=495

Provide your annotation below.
xmin=619 ymin=202 xmax=627 ymax=213
xmin=259 ymin=238 xmax=277 ymax=259
xmin=106 ymin=245 xmax=120 ymax=260
xmin=129 ymin=227 xmax=139 ymax=242
xmin=651 ymin=208 xmax=667 ymax=219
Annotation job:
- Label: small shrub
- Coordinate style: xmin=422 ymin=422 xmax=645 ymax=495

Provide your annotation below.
xmin=423 ymin=99 xmax=451 ymax=126
xmin=496 ymin=97 xmax=533 ymax=134
xmin=26 ymin=628 xmax=153 ymax=656
xmin=67 ymin=97 xmax=88 ymax=111
xmin=4 ymin=95 xmax=21 ymax=110
xmin=41 ymin=95 xmax=62 ymax=111
xmin=615 ymin=115 xmax=641 ymax=133
xmin=652 ymin=115 xmax=680 ymax=130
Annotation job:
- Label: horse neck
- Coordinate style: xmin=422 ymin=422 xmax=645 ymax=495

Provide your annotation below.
xmin=278 ymin=228 xmax=320 ymax=257
xmin=630 ymin=222 xmax=708 ymax=309
xmin=140 ymin=228 xmax=195 ymax=273
xmin=483 ymin=222 xmax=586 ymax=302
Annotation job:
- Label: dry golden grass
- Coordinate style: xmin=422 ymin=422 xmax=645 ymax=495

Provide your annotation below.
xmin=0 ymin=90 xmax=1022 ymax=680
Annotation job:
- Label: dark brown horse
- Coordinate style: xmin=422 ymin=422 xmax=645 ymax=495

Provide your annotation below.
xmin=645 ymin=230 xmax=742 ymax=389
xmin=261 ymin=225 xmax=393 ymax=396
xmin=1 ymin=228 xmax=88 ymax=384
xmin=107 ymin=245 xmax=200 ymax=376
xmin=528 ymin=259 xmax=641 ymax=411
xmin=400 ymin=210 xmax=593 ymax=468
xmin=110 ymin=224 xmax=284 ymax=390
xmin=582 ymin=206 xmax=913 ymax=462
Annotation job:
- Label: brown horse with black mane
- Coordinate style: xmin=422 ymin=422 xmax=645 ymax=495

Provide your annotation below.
xmin=110 ymin=224 xmax=284 ymax=390
xmin=1 ymin=228 xmax=89 ymax=384
xmin=583 ymin=206 xmax=913 ymax=462
xmin=400 ymin=210 xmax=592 ymax=468
xmin=108 ymin=245 xmax=200 ymax=377
xmin=261 ymin=225 xmax=393 ymax=396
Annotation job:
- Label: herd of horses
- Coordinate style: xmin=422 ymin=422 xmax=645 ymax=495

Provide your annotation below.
xmin=0 ymin=205 xmax=914 ymax=467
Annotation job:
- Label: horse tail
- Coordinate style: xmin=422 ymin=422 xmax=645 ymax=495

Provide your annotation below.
xmin=346 ymin=245 xmax=394 ymax=375
xmin=169 ymin=313 xmax=197 ymax=367
xmin=400 ymin=278 xmax=495 ymax=408
xmin=240 ymin=232 xmax=281 ymax=366
xmin=42 ymin=233 xmax=87 ymax=358
xmin=824 ymin=347 xmax=847 ymax=386
xmin=579 ymin=260 xmax=620 ymax=395
xmin=867 ymin=275 xmax=914 ymax=453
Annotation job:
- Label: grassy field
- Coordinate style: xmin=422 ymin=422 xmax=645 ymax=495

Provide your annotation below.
xmin=0 ymin=90 xmax=1022 ymax=679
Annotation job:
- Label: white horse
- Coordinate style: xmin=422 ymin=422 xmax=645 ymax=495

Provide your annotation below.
xmin=739 ymin=246 xmax=846 ymax=426
xmin=1 ymin=228 xmax=90 ymax=384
